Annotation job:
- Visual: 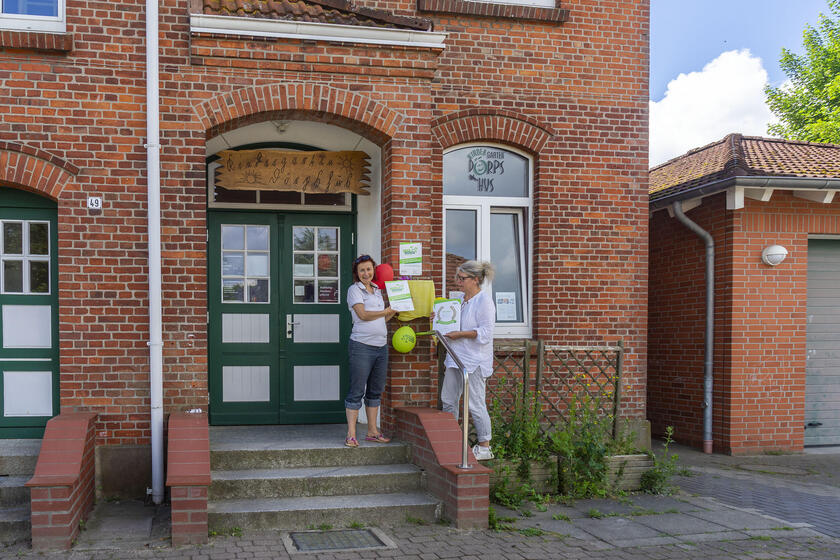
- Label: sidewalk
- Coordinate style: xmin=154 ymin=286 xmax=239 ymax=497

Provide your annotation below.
xmin=4 ymin=444 xmax=840 ymax=559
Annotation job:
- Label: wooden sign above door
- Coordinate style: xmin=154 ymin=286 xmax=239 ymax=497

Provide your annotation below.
xmin=215 ymin=149 xmax=371 ymax=195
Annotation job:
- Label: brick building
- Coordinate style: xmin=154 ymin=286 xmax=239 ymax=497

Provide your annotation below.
xmin=0 ymin=0 xmax=649 ymax=496
xmin=649 ymin=134 xmax=840 ymax=454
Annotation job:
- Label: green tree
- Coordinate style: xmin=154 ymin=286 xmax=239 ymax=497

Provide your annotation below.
xmin=765 ymin=0 xmax=840 ymax=143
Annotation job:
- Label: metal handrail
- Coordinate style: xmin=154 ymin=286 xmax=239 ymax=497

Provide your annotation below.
xmin=434 ymin=330 xmax=472 ymax=470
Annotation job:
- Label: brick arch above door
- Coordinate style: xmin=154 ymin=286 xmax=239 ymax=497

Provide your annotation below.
xmin=432 ymin=110 xmax=554 ymax=153
xmin=195 ymin=83 xmax=404 ymax=144
xmin=0 ymin=143 xmax=78 ymax=200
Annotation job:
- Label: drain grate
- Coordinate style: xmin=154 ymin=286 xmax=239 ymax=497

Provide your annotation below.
xmin=284 ymin=528 xmax=395 ymax=554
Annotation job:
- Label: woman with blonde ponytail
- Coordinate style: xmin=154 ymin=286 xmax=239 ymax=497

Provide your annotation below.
xmin=440 ymin=260 xmax=496 ymax=460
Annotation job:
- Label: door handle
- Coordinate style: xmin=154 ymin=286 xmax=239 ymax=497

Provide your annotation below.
xmin=286 ymin=314 xmax=301 ymax=339
xmin=806 ymin=422 xmax=823 ymax=428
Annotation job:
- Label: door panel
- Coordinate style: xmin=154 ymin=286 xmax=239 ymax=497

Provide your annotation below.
xmin=805 ymin=239 xmax=840 ymax=446
xmin=208 ymin=211 xmax=352 ymax=425
xmin=0 ymin=190 xmax=59 ymax=438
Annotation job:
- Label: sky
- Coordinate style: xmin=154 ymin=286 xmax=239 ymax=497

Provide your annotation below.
xmin=649 ymin=0 xmax=830 ymax=166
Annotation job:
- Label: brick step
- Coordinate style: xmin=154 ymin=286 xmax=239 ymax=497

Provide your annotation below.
xmin=208 ymin=492 xmax=440 ymax=531
xmin=0 ymin=505 xmax=30 ymax=546
xmin=210 ymin=464 xmax=424 ymax=500
xmin=0 ymin=476 xmax=30 ymax=507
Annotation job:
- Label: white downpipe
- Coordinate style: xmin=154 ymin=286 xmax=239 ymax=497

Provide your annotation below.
xmin=145 ymin=0 xmax=164 ymax=504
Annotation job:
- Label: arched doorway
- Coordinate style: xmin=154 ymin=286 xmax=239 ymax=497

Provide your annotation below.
xmin=205 ymin=121 xmax=382 ymax=425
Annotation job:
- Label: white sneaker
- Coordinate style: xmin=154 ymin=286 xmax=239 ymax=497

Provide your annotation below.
xmin=472 ymin=444 xmax=494 ymax=461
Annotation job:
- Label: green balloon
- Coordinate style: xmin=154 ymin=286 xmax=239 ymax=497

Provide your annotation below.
xmin=392 ymin=326 xmax=416 ymax=353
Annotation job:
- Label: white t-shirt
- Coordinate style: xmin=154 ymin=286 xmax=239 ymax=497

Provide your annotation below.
xmin=347 ymin=281 xmax=387 ymax=347
xmin=443 ymin=289 xmax=495 ymax=377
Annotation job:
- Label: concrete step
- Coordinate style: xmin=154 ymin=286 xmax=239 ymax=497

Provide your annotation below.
xmin=0 ymin=439 xmax=40 ymax=476
xmin=208 ymin=492 xmax=440 ymax=531
xmin=0 ymin=505 xmax=30 ymax=546
xmin=211 ymin=443 xmax=410 ymax=471
xmin=210 ymin=464 xmax=424 ymax=500
xmin=0 ymin=476 xmax=30 ymax=507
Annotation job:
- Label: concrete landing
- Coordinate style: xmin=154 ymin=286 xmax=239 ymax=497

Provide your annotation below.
xmin=72 ymin=500 xmax=170 ymax=551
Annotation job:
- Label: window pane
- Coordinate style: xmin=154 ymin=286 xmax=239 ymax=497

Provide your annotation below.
xmin=247 ymin=226 xmax=269 ymax=251
xmin=443 ymin=147 xmax=528 ymax=197
xmin=293 ymin=227 xmax=315 ymax=251
xmin=4 ymin=260 xmax=23 ymax=292
xmin=214 ymin=187 xmax=257 ymax=204
xmin=222 ymin=279 xmax=244 ymax=302
xmin=246 ymin=254 xmax=269 ymax=277
xmin=29 ymin=223 xmax=49 ymax=255
xmin=318 ymin=280 xmax=339 ymax=303
xmin=318 ymin=254 xmax=338 ymax=277
xmin=490 ymin=213 xmax=524 ymax=323
xmin=29 ymin=261 xmax=49 ymax=293
xmin=317 ymin=228 xmax=338 ymax=251
xmin=247 ymin=279 xmax=269 ymax=303
xmin=4 ymin=0 xmax=58 ymax=17
xmin=294 ymin=279 xmax=315 ymax=303
xmin=223 ymin=253 xmax=244 ymax=276
xmin=293 ymin=254 xmax=314 ymax=277
xmin=260 ymin=190 xmax=302 ymax=205
xmin=445 ymin=209 xmax=476 ymax=297
xmin=222 ymin=226 xmax=245 ymax=250
xmin=304 ymin=193 xmax=347 ymax=206
xmin=3 ymin=223 xmax=23 ymax=254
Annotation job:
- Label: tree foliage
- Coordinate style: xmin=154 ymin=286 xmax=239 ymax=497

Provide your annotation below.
xmin=765 ymin=0 xmax=840 ymax=143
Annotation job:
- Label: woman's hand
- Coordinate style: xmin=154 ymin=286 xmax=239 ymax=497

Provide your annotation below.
xmin=384 ymin=307 xmax=397 ymax=320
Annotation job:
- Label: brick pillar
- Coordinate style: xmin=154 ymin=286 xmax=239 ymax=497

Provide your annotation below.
xmin=166 ymin=412 xmax=210 ymax=546
xmin=26 ymin=412 xmax=97 ymax=550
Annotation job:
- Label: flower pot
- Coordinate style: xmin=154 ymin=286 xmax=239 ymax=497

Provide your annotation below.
xmin=606 ymin=453 xmax=654 ymax=491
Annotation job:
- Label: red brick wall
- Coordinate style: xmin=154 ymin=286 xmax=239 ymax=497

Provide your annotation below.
xmin=0 ymin=0 xmax=649 ymax=473
xmin=649 ymin=191 xmax=840 ymax=453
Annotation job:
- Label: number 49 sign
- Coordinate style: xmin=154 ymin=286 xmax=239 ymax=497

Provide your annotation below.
xmin=87 ymin=196 xmax=102 ymax=210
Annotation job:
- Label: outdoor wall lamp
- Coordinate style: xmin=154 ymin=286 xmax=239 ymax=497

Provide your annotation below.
xmin=761 ymin=244 xmax=788 ymax=266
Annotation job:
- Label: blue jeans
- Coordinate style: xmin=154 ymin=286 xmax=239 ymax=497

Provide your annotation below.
xmin=344 ymin=339 xmax=388 ymax=410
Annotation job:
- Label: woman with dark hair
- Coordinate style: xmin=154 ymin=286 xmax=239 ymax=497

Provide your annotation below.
xmin=440 ymin=260 xmax=496 ymax=460
xmin=344 ymin=254 xmax=396 ymax=447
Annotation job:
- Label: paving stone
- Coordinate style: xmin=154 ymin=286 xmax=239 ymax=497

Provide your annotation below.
xmin=569 ymin=515 xmax=663 ymax=544
xmin=630 ymin=512 xmax=729 ymax=535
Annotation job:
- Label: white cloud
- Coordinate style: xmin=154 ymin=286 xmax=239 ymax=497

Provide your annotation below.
xmin=650 ymin=49 xmax=777 ymax=167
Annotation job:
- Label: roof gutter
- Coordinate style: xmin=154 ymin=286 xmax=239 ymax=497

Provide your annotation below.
xmin=651 ymin=176 xmax=840 ymax=212
xmin=671 ymin=202 xmax=715 ymax=455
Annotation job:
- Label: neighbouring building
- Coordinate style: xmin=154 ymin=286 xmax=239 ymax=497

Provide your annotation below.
xmin=0 ymin=0 xmax=649 ymax=495
xmin=649 ymin=134 xmax=840 ymax=454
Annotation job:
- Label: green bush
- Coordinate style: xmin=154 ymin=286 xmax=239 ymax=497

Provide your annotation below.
xmin=488 ymin=380 xmax=641 ymax=503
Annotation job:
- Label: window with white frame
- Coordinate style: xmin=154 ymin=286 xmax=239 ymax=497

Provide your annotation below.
xmin=1 ymin=0 xmax=64 ymax=32
xmin=443 ymin=145 xmax=531 ymax=337
xmin=1 ymin=220 xmax=50 ymax=294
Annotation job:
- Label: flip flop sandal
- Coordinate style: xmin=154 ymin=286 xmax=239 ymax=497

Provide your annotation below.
xmin=365 ymin=433 xmax=391 ymax=443
xmin=345 ymin=437 xmax=359 ymax=447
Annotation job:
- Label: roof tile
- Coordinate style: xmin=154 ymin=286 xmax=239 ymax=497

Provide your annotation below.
xmin=202 ymin=0 xmax=432 ymax=30
xmin=650 ymin=134 xmax=840 ymax=202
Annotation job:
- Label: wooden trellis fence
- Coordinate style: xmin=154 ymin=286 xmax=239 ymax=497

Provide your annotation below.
xmin=437 ymin=340 xmax=624 ymax=436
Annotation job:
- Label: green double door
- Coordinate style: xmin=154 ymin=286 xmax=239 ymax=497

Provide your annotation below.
xmin=208 ymin=211 xmax=354 ymax=425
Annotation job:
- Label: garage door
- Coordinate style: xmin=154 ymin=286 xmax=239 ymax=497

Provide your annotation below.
xmin=805 ymin=239 xmax=840 ymax=446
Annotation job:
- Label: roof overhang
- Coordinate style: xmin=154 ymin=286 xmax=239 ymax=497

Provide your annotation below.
xmin=190 ymin=13 xmax=447 ymax=49
xmin=650 ymin=175 xmax=840 ymax=216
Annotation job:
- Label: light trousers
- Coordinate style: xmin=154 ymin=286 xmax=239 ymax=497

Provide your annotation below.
xmin=441 ymin=367 xmax=492 ymax=443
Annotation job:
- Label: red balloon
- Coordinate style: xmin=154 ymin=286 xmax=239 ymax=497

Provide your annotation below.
xmin=373 ymin=263 xmax=394 ymax=290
